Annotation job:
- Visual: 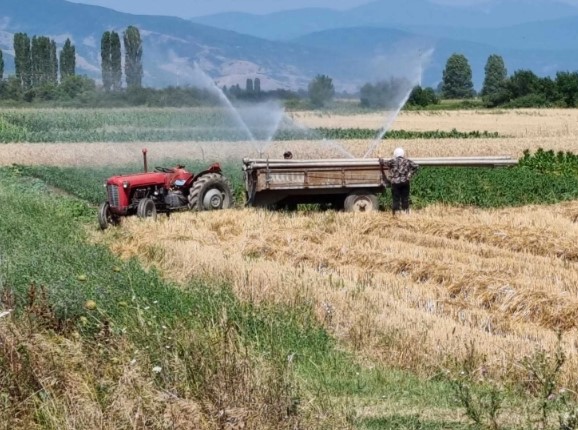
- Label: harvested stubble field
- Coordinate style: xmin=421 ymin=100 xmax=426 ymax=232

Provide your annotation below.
xmin=104 ymin=201 xmax=578 ymax=386
xmin=292 ymin=109 xmax=578 ymax=138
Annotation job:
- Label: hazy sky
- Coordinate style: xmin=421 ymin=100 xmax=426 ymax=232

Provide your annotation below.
xmin=69 ymin=0 xmax=373 ymax=17
xmin=69 ymin=0 xmax=578 ymax=18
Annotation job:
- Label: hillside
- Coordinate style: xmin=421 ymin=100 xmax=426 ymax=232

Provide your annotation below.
xmin=0 ymin=0 xmax=577 ymax=91
xmin=0 ymin=0 xmax=334 ymax=90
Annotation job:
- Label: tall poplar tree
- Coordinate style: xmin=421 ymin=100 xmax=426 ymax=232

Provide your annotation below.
xmin=110 ymin=31 xmax=122 ymax=90
xmin=30 ymin=35 xmax=40 ymax=87
xmin=14 ymin=33 xmax=32 ymax=90
xmin=50 ymin=40 xmax=58 ymax=84
xmin=123 ymin=26 xmax=143 ymax=89
xmin=0 ymin=49 xmax=4 ymax=81
xmin=60 ymin=38 xmax=76 ymax=79
xmin=31 ymin=36 xmax=55 ymax=86
xmin=101 ymin=31 xmax=112 ymax=91
xmin=481 ymin=55 xmax=507 ymax=97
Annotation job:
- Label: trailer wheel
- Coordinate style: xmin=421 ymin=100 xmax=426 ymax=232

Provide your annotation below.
xmin=344 ymin=191 xmax=378 ymax=212
xmin=189 ymin=173 xmax=234 ymax=211
xmin=137 ymin=198 xmax=157 ymax=219
xmin=98 ymin=202 xmax=119 ymax=230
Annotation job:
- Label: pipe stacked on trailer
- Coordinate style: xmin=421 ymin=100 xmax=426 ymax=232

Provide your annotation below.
xmin=242 ymin=156 xmax=518 ymax=169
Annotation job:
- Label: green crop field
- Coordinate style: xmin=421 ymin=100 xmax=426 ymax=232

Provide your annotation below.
xmin=0 ymin=108 xmax=501 ymax=143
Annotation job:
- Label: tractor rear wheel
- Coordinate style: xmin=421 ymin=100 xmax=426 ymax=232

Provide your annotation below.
xmin=98 ymin=202 xmax=119 ymax=230
xmin=137 ymin=198 xmax=157 ymax=219
xmin=344 ymin=191 xmax=378 ymax=212
xmin=189 ymin=173 xmax=234 ymax=211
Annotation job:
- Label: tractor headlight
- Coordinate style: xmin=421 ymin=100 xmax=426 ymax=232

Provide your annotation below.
xmin=122 ymin=181 xmax=130 ymax=189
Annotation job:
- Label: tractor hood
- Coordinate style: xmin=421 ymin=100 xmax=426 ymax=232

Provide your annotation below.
xmin=106 ymin=172 xmax=169 ymax=188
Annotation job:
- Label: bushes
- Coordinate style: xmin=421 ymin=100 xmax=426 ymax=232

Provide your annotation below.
xmin=519 ymin=148 xmax=578 ymax=176
xmin=406 ymin=86 xmax=440 ymax=107
xmin=503 ymin=93 xmax=551 ymax=108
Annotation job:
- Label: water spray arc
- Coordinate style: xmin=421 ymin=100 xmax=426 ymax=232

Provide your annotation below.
xmin=362 ymin=85 xmax=415 ymax=158
xmin=191 ymin=63 xmax=256 ymax=143
xmin=362 ymin=48 xmax=434 ymax=158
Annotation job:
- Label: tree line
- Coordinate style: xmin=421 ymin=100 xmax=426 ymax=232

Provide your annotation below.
xmin=0 ymin=26 xmax=143 ymax=102
xmin=304 ymin=53 xmax=578 ymax=109
xmin=1 ymin=31 xmax=577 ymax=109
xmin=441 ymin=53 xmax=578 ymax=108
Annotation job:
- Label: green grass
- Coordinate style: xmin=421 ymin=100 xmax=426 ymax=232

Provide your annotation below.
xmin=358 ymin=415 xmax=469 ymax=430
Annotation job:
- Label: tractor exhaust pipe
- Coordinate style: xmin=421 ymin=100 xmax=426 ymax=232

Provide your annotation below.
xmin=142 ymin=148 xmax=148 ymax=172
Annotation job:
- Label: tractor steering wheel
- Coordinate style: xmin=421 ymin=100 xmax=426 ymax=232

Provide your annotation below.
xmin=155 ymin=166 xmax=175 ymax=173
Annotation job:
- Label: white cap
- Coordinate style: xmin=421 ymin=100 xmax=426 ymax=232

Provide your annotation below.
xmin=393 ymin=147 xmax=405 ymax=158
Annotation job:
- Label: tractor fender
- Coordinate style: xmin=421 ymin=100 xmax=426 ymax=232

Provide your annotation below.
xmin=192 ymin=163 xmax=222 ymax=182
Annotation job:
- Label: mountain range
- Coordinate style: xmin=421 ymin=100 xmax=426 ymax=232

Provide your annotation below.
xmin=1 ymin=0 xmax=577 ymax=91
xmin=190 ymin=0 xmax=578 ymax=41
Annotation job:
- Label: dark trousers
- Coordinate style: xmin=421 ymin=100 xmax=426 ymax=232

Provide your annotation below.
xmin=391 ymin=182 xmax=410 ymax=213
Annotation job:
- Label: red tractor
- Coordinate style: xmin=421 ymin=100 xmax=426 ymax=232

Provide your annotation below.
xmin=98 ymin=149 xmax=234 ymax=230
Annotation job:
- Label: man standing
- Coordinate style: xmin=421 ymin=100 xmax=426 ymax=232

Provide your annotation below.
xmin=384 ymin=147 xmax=419 ymax=214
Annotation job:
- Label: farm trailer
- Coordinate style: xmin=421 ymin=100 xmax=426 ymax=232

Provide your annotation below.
xmin=242 ymin=156 xmax=518 ymax=211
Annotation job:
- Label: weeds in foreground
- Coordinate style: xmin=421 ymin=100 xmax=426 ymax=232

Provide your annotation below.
xmin=448 ymin=341 xmax=504 ymax=430
xmin=0 ymin=285 xmax=304 ymax=429
xmin=449 ymin=333 xmax=578 ymax=430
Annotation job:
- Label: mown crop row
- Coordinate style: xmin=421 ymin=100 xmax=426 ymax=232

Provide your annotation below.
xmin=0 ymin=109 xmax=500 ymax=143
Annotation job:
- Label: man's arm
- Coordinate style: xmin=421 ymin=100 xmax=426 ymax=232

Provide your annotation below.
xmin=384 ymin=159 xmax=395 ymax=169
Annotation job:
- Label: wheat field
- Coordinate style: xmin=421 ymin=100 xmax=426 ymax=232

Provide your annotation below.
xmin=103 ymin=200 xmax=578 ymax=385
xmin=292 ymin=109 xmax=578 ymax=138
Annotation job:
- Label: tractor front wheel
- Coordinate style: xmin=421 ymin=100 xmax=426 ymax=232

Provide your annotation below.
xmin=189 ymin=173 xmax=234 ymax=211
xmin=98 ymin=202 xmax=119 ymax=230
xmin=137 ymin=198 xmax=157 ymax=220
